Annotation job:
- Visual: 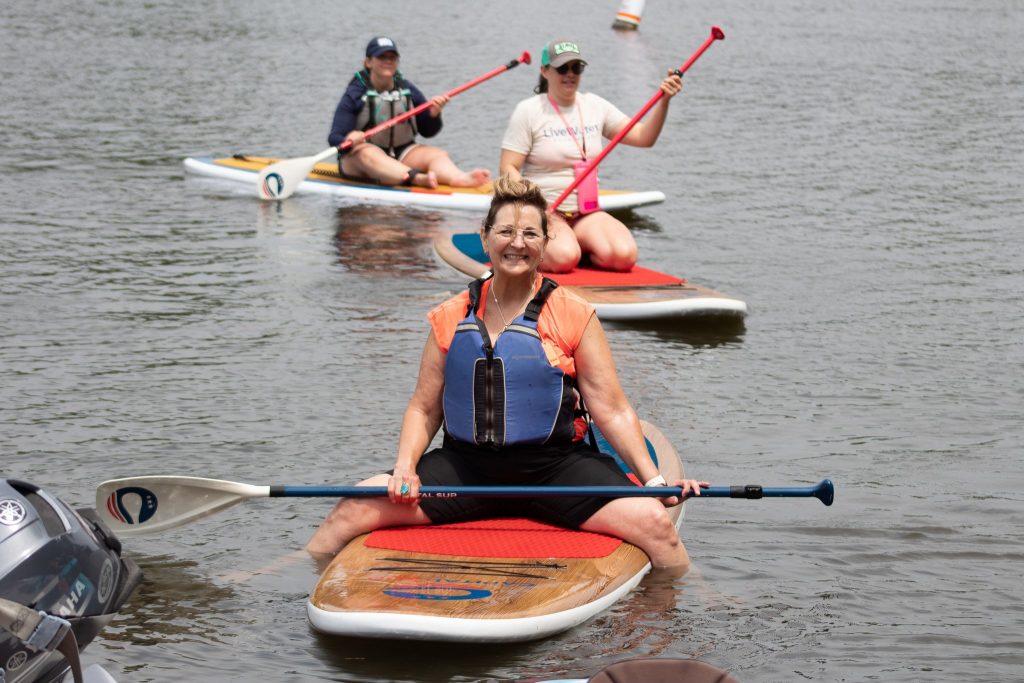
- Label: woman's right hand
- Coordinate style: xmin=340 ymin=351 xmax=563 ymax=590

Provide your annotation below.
xmin=660 ymin=70 xmax=683 ymax=98
xmin=388 ymin=465 xmax=421 ymax=504
xmin=660 ymin=478 xmax=709 ymax=507
xmin=345 ymin=130 xmax=367 ymax=147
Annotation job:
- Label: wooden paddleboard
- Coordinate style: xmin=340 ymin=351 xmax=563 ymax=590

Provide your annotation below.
xmin=307 ymin=420 xmax=684 ymax=642
xmin=434 ymin=231 xmax=747 ymax=322
xmin=183 ymin=156 xmax=665 ymax=211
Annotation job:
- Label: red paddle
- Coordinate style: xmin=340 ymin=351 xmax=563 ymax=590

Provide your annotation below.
xmin=549 ymin=26 xmax=725 ymax=212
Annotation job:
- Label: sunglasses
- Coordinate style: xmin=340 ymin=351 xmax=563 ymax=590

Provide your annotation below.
xmin=553 ymin=62 xmax=586 ymax=75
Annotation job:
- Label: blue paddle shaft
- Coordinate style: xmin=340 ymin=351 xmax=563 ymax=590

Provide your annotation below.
xmin=270 ymin=479 xmax=834 ymax=505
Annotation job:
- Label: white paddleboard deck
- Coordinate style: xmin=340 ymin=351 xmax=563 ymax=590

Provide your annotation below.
xmin=183 ymin=156 xmax=665 ymax=211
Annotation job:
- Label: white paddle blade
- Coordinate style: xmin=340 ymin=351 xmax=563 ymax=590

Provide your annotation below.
xmin=257 ymin=147 xmax=339 ymax=200
xmin=95 ymin=476 xmax=270 ymax=537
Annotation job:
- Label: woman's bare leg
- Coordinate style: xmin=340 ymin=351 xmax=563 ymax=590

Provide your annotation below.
xmin=538 ymin=212 xmax=582 ymax=273
xmin=342 ymin=144 xmax=437 ymax=188
xmin=403 ymin=145 xmax=489 ymax=188
xmin=305 ymin=473 xmax=432 ymax=561
xmin=580 ymin=497 xmax=690 ymax=576
xmin=572 ymin=211 xmax=638 ymax=271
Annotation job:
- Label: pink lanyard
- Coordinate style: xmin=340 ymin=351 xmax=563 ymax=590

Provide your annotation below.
xmin=548 ymin=95 xmax=587 ymax=160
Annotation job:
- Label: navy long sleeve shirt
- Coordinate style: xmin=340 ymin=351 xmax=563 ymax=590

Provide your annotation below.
xmin=328 ymin=76 xmax=443 ymax=148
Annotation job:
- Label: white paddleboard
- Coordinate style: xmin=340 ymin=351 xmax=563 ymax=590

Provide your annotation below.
xmin=183 ymin=155 xmax=665 ymax=211
xmin=307 ymin=421 xmax=684 ymax=642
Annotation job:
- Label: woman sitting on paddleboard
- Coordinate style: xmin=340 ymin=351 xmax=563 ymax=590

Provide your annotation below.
xmin=327 ymin=36 xmax=491 ymax=189
xmin=307 ymin=176 xmax=705 ymax=574
xmin=500 ymin=39 xmax=682 ymax=272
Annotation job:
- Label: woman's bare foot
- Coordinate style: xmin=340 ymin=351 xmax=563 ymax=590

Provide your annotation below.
xmin=410 ymin=170 xmax=438 ymax=189
xmin=449 ymin=168 xmax=491 ymax=188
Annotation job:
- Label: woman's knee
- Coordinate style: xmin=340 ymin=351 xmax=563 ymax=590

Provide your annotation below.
xmin=626 ymin=503 xmax=680 ymax=548
xmin=347 ymin=144 xmax=379 ymax=164
xmin=540 ymin=232 xmax=581 ymax=272
xmin=409 ymin=145 xmax=449 ymax=167
xmin=540 ymin=247 xmax=580 ymax=273
xmin=594 ymin=241 xmax=637 ymax=270
xmin=323 ymin=498 xmax=369 ymax=532
xmin=587 ymin=500 xmax=675 ymax=543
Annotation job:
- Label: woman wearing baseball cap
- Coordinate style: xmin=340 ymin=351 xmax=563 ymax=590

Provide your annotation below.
xmin=328 ymin=36 xmax=490 ymax=189
xmin=500 ymin=38 xmax=683 ymax=272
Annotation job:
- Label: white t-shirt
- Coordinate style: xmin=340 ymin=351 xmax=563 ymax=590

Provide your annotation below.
xmin=502 ymin=92 xmax=628 ymax=212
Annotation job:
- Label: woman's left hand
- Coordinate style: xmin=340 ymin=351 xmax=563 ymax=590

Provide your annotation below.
xmin=660 ymin=71 xmax=683 ymax=98
xmin=658 ymin=478 xmax=709 ymax=507
xmin=388 ymin=466 xmax=422 ymax=504
xmin=429 ymin=95 xmax=449 ymax=117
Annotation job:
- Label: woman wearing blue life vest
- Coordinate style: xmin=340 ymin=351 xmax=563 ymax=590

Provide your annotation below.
xmin=328 ymin=36 xmax=491 ymax=189
xmin=499 ymin=39 xmax=683 ymax=272
xmin=307 ymin=176 xmax=706 ymax=575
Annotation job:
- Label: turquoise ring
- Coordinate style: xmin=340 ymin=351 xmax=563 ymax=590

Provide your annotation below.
xmin=400 ymin=482 xmax=410 ymax=495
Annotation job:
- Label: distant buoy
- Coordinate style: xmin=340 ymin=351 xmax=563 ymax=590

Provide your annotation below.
xmin=612 ymin=0 xmax=646 ymax=30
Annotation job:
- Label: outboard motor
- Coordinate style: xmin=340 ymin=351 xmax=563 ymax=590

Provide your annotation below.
xmin=1 ymin=479 xmax=142 ymax=683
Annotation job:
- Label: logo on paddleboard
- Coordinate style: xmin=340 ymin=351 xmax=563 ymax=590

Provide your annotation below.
xmin=0 ymin=499 xmax=27 ymax=526
xmin=261 ymin=172 xmax=284 ymax=199
xmin=383 ymin=584 xmax=492 ymax=601
xmin=105 ymin=486 xmax=158 ymax=526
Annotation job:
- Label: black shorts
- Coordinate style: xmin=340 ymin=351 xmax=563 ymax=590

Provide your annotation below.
xmin=409 ymin=439 xmax=634 ymax=528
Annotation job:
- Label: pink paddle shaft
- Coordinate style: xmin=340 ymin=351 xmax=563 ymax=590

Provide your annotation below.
xmin=549 ymin=26 xmax=725 ymax=212
xmin=338 ymin=52 xmax=531 ymax=153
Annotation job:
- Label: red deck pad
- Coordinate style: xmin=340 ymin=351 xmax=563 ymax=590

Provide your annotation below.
xmin=365 ymin=518 xmax=623 ymax=558
xmin=546 ymin=265 xmax=684 ymax=288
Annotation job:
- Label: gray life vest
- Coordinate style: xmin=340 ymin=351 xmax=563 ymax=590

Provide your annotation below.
xmin=353 ymin=70 xmax=418 ymax=154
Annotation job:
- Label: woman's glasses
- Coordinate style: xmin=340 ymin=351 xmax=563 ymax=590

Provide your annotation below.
xmin=492 ymin=226 xmax=544 ymax=243
xmin=553 ymin=62 xmax=586 ymax=76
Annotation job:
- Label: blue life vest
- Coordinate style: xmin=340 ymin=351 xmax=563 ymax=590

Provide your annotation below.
xmin=443 ymin=276 xmax=579 ymax=447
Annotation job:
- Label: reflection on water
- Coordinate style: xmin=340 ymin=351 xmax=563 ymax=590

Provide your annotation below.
xmin=102 ymin=554 xmax=238 ymax=646
xmin=606 ymin=207 xmax=664 ymax=234
xmin=605 ymin=316 xmax=746 ymax=346
xmin=333 ymin=205 xmax=454 ymax=276
xmin=310 ymin=628 xmax=538 ymax=681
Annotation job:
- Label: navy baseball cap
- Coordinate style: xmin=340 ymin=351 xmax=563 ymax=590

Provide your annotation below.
xmin=366 ymin=36 xmax=399 ymax=58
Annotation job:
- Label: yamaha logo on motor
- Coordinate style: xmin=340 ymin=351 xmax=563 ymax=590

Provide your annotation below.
xmin=0 ymin=499 xmax=27 ymax=526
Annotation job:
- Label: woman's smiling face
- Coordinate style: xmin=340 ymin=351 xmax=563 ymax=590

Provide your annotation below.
xmin=483 ymin=203 xmax=546 ymax=277
xmin=543 ymin=62 xmax=583 ymax=102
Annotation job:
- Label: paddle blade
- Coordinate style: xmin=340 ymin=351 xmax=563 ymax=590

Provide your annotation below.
xmin=95 ymin=476 xmax=270 ymax=536
xmin=257 ymin=147 xmax=337 ymax=200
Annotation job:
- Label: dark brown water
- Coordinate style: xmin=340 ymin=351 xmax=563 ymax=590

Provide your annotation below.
xmin=2 ymin=0 xmax=1022 ymax=681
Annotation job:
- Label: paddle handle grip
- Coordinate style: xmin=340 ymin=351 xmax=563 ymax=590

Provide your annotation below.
xmin=337 ymin=51 xmax=530 ymax=153
xmin=550 ymin=26 xmax=724 ymax=212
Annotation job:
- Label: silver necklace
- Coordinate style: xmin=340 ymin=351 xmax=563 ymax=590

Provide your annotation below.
xmin=491 ymin=284 xmax=530 ymax=330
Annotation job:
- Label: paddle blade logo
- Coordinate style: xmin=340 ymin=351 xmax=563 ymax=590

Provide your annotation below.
xmin=261 ymin=172 xmax=284 ymax=199
xmin=105 ymin=486 xmax=157 ymax=526
xmin=384 ymin=584 xmax=492 ymax=601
